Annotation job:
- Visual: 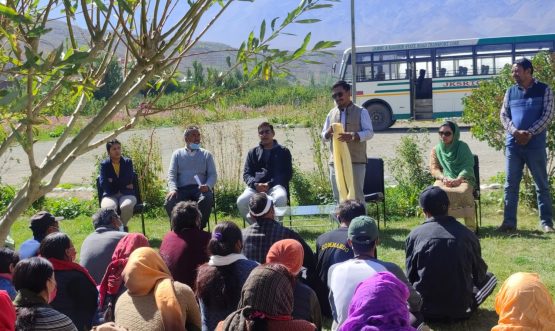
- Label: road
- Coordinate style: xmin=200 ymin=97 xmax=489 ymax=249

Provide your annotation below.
xmin=0 ymin=119 xmax=506 ymax=187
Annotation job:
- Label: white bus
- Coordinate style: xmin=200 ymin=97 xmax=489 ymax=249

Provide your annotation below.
xmin=338 ymin=34 xmax=555 ymax=130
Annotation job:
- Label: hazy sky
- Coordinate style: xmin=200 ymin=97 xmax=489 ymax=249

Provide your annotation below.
xmin=195 ymin=0 xmax=555 ymax=50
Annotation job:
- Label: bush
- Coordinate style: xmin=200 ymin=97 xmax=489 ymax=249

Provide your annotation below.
xmin=43 ymin=197 xmax=95 ymax=219
xmin=386 ymin=131 xmax=434 ymax=217
xmin=214 ymin=179 xmax=243 ymax=217
xmin=0 ymin=184 xmax=16 ymax=215
xmin=289 ymin=166 xmax=334 ymax=206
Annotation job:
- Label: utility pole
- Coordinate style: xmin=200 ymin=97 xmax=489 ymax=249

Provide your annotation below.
xmin=350 ymin=0 xmax=357 ymax=103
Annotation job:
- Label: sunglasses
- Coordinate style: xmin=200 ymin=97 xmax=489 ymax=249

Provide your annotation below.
xmin=258 ymin=129 xmax=272 ymax=135
xmin=332 ymin=92 xmax=344 ymax=99
xmin=438 ymin=131 xmax=452 ymax=137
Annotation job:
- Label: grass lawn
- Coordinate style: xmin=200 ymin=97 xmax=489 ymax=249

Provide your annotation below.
xmin=8 ymin=190 xmax=555 ymax=331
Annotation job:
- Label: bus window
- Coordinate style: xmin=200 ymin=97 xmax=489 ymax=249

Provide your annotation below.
xmin=373 ymin=51 xmax=406 ymax=61
xmin=437 ymin=46 xmax=473 ymax=57
xmin=494 ymin=56 xmax=512 ymax=74
xmin=356 ymin=53 xmax=372 ymax=63
xmin=372 ymin=61 xmax=407 ymax=80
xmin=409 ymin=49 xmax=432 ymax=58
xmin=515 ymin=41 xmax=553 ymax=53
xmin=476 ymin=44 xmax=512 ymax=54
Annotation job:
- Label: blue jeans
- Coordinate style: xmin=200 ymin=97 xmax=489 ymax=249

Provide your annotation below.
xmin=503 ymin=146 xmax=553 ymax=227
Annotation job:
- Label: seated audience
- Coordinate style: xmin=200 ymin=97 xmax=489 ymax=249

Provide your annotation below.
xmin=159 ymin=201 xmax=210 ymax=289
xmin=340 ymin=272 xmax=416 ymax=331
xmin=40 ymin=232 xmax=98 ymax=330
xmin=98 ymin=233 xmax=150 ymax=322
xmin=0 ymin=290 xmax=16 ymax=331
xmin=165 ymin=126 xmax=217 ymax=229
xmin=429 ymin=121 xmax=477 ymax=231
xmin=12 ymin=257 xmax=77 ymax=331
xmin=492 ymin=272 xmax=555 ymax=331
xmin=242 ymin=193 xmax=316 ymax=285
xmin=0 ymin=247 xmax=19 ymax=299
xmin=99 ymin=139 xmax=137 ymax=228
xmin=196 ymin=221 xmax=259 ymax=331
xmin=19 ymin=211 xmax=62 ymax=259
xmin=315 ymin=199 xmax=365 ymax=316
xmin=266 ymin=239 xmax=322 ymax=330
xmin=236 ymin=122 xmax=292 ymax=224
xmin=114 ymin=247 xmax=201 ymax=331
xmin=217 ymin=264 xmax=316 ymax=331
xmin=80 ymin=208 xmax=127 ymax=284
xmin=405 ymin=186 xmax=497 ymax=322
xmin=328 ymin=216 xmax=422 ymax=330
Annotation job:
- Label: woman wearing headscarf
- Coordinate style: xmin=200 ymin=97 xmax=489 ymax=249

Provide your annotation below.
xmin=340 ymin=271 xmax=416 ymax=331
xmin=196 ymin=221 xmax=259 ymax=331
xmin=98 ymin=233 xmax=150 ymax=322
xmin=216 ymin=264 xmax=316 ymax=331
xmin=39 ymin=232 xmax=98 ymax=331
xmin=430 ymin=120 xmax=476 ymax=231
xmin=492 ymin=272 xmax=555 ymax=331
xmin=114 ymin=247 xmax=201 ymax=331
xmin=266 ymin=239 xmax=322 ymax=330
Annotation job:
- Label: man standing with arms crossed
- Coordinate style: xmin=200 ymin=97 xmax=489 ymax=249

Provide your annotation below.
xmin=322 ymin=80 xmax=374 ymax=203
xmin=499 ymin=58 xmax=554 ymax=233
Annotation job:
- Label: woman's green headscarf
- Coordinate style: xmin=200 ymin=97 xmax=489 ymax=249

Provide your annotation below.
xmin=435 ymin=121 xmax=476 ymax=187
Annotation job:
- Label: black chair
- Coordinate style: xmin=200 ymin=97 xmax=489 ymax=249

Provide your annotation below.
xmin=363 ymin=158 xmax=386 ymax=228
xmin=96 ymin=173 xmax=146 ymax=235
xmin=473 ymin=154 xmax=482 ymax=232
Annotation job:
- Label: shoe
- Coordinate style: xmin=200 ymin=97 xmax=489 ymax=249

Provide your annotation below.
xmin=496 ymin=224 xmax=516 ymax=233
xmin=542 ymin=225 xmax=555 ymax=233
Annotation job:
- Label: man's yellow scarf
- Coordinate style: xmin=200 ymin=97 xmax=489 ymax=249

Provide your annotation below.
xmin=332 ymin=123 xmax=355 ymax=201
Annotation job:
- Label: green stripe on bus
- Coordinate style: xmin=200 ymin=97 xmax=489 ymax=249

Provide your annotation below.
xmin=433 ymin=86 xmax=477 ymax=91
xmin=375 ymin=89 xmax=410 ymax=93
xmin=392 ymin=114 xmax=412 ymax=120
xmin=376 ymin=82 xmax=410 ymax=86
xmin=433 ymin=78 xmax=490 ymax=83
xmin=432 ymin=111 xmax=463 ymax=118
xmin=476 ymin=34 xmax=555 ymax=45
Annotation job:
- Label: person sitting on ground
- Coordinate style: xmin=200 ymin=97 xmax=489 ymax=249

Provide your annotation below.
xmin=40 ymin=232 xmax=98 ymax=330
xmin=19 ymin=211 xmax=62 ymax=259
xmin=405 ymin=186 xmax=497 ymax=322
xmin=13 ymin=257 xmax=77 ymax=331
xmin=80 ymin=208 xmax=127 ymax=284
xmin=159 ymin=201 xmax=210 ymax=289
xmin=315 ymin=199 xmax=366 ymax=317
xmin=242 ymin=193 xmax=316 ymax=285
xmin=328 ymin=216 xmax=423 ymax=331
xmin=98 ymin=233 xmax=150 ymax=323
xmin=114 ymin=247 xmax=201 ymax=331
xmin=266 ymin=239 xmax=322 ymax=330
xmin=0 ymin=290 xmax=16 ymax=331
xmin=216 ymin=264 xmax=316 ymax=331
xmin=237 ymin=121 xmax=293 ymax=224
xmin=0 ymin=247 xmax=19 ymax=299
xmin=165 ymin=125 xmax=217 ymax=229
xmin=492 ymin=272 xmax=555 ymax=331
xmin=196 ymin=221 xmax=259 ymax=331
xmin=99 ymin=139 xmax=137 ymax=230
xmin=340 ymin=271 xmax=417 ymax=331
xmin=430 ymin=121 xmax=477 ymax=231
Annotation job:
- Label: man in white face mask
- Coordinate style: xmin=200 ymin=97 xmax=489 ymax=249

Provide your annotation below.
xmin=165 ymin=126 xmax=218 ymax=229
xmin=79 ymin=208 xmax=127 ymax=284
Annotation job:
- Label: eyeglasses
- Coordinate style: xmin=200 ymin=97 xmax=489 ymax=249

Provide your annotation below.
xmin=438 ymin=131 xmax=452 ymax=137
xmin=258 ymin=129 xmax=272 ymax=135
xmin=332 ymin=92 xmax=344 ymax=99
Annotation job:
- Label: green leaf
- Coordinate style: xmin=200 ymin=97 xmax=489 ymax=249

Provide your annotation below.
xmin=259 ymin=19 xmax=266 ymax=41
xmin=63 ymin=50 xmax=91 ymax=65
xmin=302 ymin=59 xmax=322 ymax=64
xmin=311 ymin=40 xmax=340 ymax=51
xmin=27 ymin=27 xmax=52 ymax=38
xmin=117 ymin=0 xmax=134 ymax=15
xmin=226 ymin=56 xmax=231 ymax=67
xmin=0 ymin=4 xmax=32 ymax=24
xmin=93 ymin=0 xmax=108 ymax=11
xmin=307 ymin=4 xmax=333 ymax=10
xmin=290 ymin=32 xmax=311 ymax=61
xmin=0 ymin=89 xmax=19 ymax=106
xmin=270 ymin=17 xmax=279 ymax=31
xmin=295 ymin=19 xmax=321 ymax=24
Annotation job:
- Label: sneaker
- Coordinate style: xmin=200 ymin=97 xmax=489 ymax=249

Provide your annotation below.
xmin=496 ymin=224 xmax=516 ymax=233
xmin=542 ymin=225 xmax=555 ymax=233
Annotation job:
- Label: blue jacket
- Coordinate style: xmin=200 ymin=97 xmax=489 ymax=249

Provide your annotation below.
xmin=99 ymin=157 xmax=135 ymax=197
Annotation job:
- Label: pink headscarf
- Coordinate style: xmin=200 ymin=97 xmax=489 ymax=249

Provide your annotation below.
xmin=98 ymin=233 xmax=149 ymax=308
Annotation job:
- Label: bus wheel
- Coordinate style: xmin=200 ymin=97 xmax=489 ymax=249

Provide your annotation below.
xmin=366 ymin=103 xmax=392 ymax=131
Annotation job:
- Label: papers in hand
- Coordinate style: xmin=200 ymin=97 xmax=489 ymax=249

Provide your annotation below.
xmin=194 ymin=175 xmax=203 ymax=186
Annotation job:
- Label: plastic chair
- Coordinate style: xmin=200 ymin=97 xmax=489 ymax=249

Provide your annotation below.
xmin=363 ymin=158 xmax=386 ymax=228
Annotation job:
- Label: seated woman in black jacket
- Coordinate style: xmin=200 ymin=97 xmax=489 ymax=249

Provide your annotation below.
xmin=40 ymin=233 xmax=98 ymax=330
xmin=99 ymin=139 xmax=137 ymax=227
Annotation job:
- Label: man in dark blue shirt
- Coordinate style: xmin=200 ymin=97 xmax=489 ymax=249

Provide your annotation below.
xmin=499 ymin=58 xmax=554 ymax=233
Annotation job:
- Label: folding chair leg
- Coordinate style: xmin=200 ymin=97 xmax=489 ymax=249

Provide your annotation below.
xmin=479 ymin=198 xmax=482 ymax=227
xmin=141 ymin=213 xmax=146 ymax=236
xmin=382 ymin=200 xmax=386 ymax=228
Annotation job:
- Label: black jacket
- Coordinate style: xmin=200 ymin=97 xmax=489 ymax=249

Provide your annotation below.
xmin=242 ymin=140 xmax=292 ymax=189
xmin=405 ymin=215 xmax=489 ymax=321
xmin=99 ymin=157 xmax=135 ymax=197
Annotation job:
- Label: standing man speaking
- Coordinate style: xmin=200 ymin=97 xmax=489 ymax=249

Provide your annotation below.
xmin=499 ymin=58 xmax=554 ymax=233
xmin=322 ymin=80 xmax=374 ymax=203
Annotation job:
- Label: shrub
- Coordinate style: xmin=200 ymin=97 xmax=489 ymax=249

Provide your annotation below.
xmin=214 ymin=179 xmax=243 ymax=217
xmin=289 ymin=166 xmax=334 ymax=206
xmin=43 ymin=197 xmax=95 ymax=219
xmin=0 ymin=184 xmax=16 ymax=215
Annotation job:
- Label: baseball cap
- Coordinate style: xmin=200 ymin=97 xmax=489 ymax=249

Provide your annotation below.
xmin=29 ymin=211 xmax=63 ymax=233
xmin=419 ymin=186 xmax=450 ymax=215
xmin=348 ymin=216 xmax=379 ymax=245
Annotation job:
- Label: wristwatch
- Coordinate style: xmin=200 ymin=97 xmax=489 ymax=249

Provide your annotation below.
xmin=351 ymin=132 xmax=356 ymax=140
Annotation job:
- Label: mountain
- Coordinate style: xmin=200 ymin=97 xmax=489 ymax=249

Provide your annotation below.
xmin=40 ymin=21 xmax=340 ymax=84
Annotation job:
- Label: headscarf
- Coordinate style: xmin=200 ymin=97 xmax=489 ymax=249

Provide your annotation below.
xmin=122 ymin=247 xmax=185 ymax=331
xmin=98 ymin=233 xmax=150 ymax=308
xmin=266 ymin=239 xmax=304 ymax=275
xmin=340 ymin=272 xmax=416 ymax=331
xmin=435 ymin=121 xmax=476 ymax=187
xmin=48 ymin=257 xmax=97 ymax=287
xmin=0 ymin=290 xmax=15 ymax=331
xmin=492 ymin=272 xmax=555 ymax=331
xmin=220 ymin=264 xmax=294 ymax=330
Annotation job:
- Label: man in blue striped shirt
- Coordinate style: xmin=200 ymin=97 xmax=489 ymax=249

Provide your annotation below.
xmin=499 ymin=58 xmax=554 ymax=233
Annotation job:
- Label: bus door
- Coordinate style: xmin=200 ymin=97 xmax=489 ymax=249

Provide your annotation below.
xmin=409 ymin=58 xmax=433 ymax=120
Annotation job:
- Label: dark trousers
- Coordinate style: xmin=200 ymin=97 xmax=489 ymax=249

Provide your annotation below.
xmin=164 ymin=185 xmax=213 ymax=229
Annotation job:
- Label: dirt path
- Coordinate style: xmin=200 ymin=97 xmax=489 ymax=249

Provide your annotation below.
xmin=0 ymin=119 xmax=506 ymax=188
